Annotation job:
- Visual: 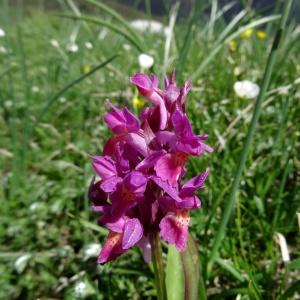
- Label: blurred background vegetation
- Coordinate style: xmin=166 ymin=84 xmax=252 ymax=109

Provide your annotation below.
xmin=0 ymin=0 xmax=299 ymax=299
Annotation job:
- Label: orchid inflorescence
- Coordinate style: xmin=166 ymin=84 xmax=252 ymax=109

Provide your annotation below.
xmin=89 ymin=71 xmax=212 ymax=264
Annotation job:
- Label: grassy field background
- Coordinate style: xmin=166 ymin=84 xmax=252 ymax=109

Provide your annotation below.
xmin=0 ymin=0 xmax=299 ymax=299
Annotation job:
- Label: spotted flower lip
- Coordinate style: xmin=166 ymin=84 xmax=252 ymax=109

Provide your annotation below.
xmin=89 ymin=72 xmax=212 ymax=264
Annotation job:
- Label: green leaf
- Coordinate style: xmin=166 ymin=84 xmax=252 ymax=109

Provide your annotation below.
xmin=166 ymin=245 xmax=184 ymax=300
xmin=180 ymin=234 xmax=206 ymax=300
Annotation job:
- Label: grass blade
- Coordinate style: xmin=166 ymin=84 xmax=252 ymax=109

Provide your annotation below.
xmin=163 ymin=2 xmax=180 ymax=75
xmin=58 ymin=14 xmax=144 ymax=52
xmin=215 ymin=258 xmax=245 ymax=282
xmin=30 ymin=54 xmax=119 ymax=136
xmin=177 ymin=0 xmax=204 ymax=73
xmin=85 ymin=0 xmax=143 ymax=47
xmin=192 ymin=15 xmax=280 ymax=80
xmin=208 ymin=0 xmax=293 ymax=268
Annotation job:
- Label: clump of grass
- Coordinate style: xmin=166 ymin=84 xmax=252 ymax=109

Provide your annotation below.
xmin=0 ymin=1 xmax=299 ymax=299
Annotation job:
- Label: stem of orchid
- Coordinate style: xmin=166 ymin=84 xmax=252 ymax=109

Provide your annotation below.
xmin=208 ymin=0 xmax=293 ymax=271
xmin=150 ymin=232 xmax=167 ymax=300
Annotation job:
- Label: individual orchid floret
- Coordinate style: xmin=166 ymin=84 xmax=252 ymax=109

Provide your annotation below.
xmin=89 ymin=71 xmax=212 ymax=264
xmin=104 ymin=101 xmax=140 ymax=134
xmin=98 ymin=217 xmax=143 ymax=264
xmin=130 ymin=73 xmax=168 ymax=130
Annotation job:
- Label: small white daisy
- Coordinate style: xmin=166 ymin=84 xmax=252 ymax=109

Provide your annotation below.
xmin=85 ymin=41 xmax=93 ymax=49
xmin=82 ymin=243 xmax=101 ymax=260
xmin=138 ymin=53 xmax=154 ymax=69
xmin=67 ymin=43 xmax=79 ymax=53
xmin=31 ymin=86 xmax=40 ymax=93
xmin=50 ymin=39 xmax=60 ymax=48
xmin=0 ymin=46 xmax=7 ymax=54
xmin=0 ymin=28 xmax=5 ymax=37
xmin=74 ymin=281 xmax=87 ymax=297
xmin=234 ymin=80 xmax=260 ymax=99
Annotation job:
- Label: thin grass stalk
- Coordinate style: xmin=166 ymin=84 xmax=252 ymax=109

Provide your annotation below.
xmin=29 ymin=54 xmax=119 ymax=139
xmin=150 ymin=232 xmax=167 ymax=300
xmin=177 ymin=0 xmax=204 ymax=75
xmin=17 ymin=26 xmax=31 ymax=176
xmin=272 ymin=157 xmax=292 ymax=230
xmin=208 ymin=0 xmax=293 ymax=268
xmin=85 ymin=0 xmax=143 ymax=47
xmin=58 ymin=14 xmax=144 ymax=52
xmin=163 ymin=2 xmax=179 ymax=76
xmin=191 ymin=15 xmax=280 ymax=80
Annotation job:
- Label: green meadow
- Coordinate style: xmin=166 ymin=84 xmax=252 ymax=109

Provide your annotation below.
xmin=0 ymin=1 xmax=299 ymax=299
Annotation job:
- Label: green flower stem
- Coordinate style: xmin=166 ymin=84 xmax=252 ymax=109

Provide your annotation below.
xmin=150 ymin=232 xmax=167 ymax=300
xmin=208 ymin=0 xmax=293 ymax=269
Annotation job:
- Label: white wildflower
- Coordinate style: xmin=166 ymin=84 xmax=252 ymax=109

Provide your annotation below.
xmin=74 ymin=281 xmax=87 ymax=298
xmin=14 ymin=254 xmax=32 ymax=273
xmin=82 ymin=243 xmax=101 ymax=260
xmin=29 ymin=202 xmax=39 ymax=211
xmin=50 ymin=39 xmax=60 ymax=48
xmin=138 ymin=53 xmax=154 ymax=69
xmin=67 ymin=43 xmax=78 ymax=53
xmin=85 ymin=41 xmax=93 ymax=49
xmin=0 ymin=46 xmax=7 ymax=54
xmin=130 ymin=19 xmax=166 ymax=34
xmin=31 ymin=86 xmax=40 ymax=93
xmin=274 ymin=232 xmax=290 ymax=263
xmin=123 ymin=44 xmax=131 ymax=51
xmin=0 ymin=28 xmax=5 ymax=37
xmin=234 ymin=80 xmax=260 ymax=99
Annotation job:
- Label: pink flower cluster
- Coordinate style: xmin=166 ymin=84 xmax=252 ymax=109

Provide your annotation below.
xmin=89 ymin=72 xmax=212 ymax=264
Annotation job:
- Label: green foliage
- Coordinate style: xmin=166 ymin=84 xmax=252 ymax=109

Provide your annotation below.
xmin=0 ymin=1 xmax=299 ymax=299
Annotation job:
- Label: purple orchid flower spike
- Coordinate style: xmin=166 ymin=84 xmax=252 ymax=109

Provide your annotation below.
xmin=89 ymin=71 xmax=212 ymax=265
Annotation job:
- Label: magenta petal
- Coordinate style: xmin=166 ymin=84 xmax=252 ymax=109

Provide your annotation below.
xmin=92 ymin=156 xmax=117 ymax=179
xmin=130 ymin=73 xmax=153 ymax=96
xmin=100 ymin=176 xmax=122 ymax=193
xmin=150 ymin=175 xmax=182 ymax=203
xmin=98 ymin=232 xmax=124 ymax=264
xmin=159 ymin=211 xmax=189 ymax=251
xmin=122 ymin=218 xmax=143 ymax=249
xmin=156 ymin=131 xmax=175 ymax=145
xmin=181 ymin=168 xmax=209 ymax=195
xmin=136 ymin=150 xmax=166 ymax=172
xmin=154 ymin=153 xmax=187 ymax=186
xmin=176 ymin=195 xmax=201 ymax=209
xmin=138 ymin=236 xmax=152 ymax=262
xmin=123 ymin=171 xmax=148 ymax=194
xmin=124 ymin=132 xmax=148 ymax=157
xmin=100 ymin=216 xmax=125 ymax=233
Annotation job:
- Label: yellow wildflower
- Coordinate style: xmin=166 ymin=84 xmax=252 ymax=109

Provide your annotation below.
xmin=83 ymin=64 xmax=91 ymax=74
xmin=133 ymin=97 xmax=145 ymax=108
xmin=257 ymin=30 xmax=267 ymax=40
xmin=241 ymin=28 xmax=253 ymax=39
xmin=228 ymin=40 xmax=237 ymax=52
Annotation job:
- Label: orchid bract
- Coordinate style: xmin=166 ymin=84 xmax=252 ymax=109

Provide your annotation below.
xmin=89 ymin=71 xmax=212 ymax=264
